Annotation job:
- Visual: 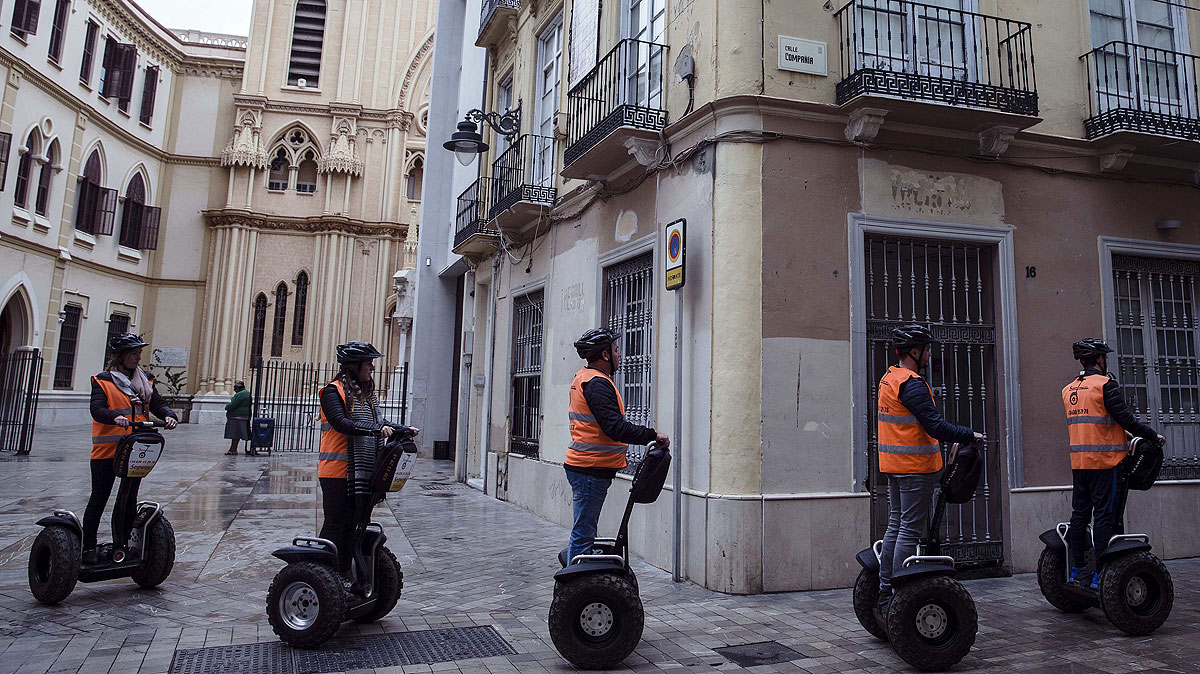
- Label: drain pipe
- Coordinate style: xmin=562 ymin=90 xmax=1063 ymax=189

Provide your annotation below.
xmin=478 ymin=254 xmax=500 ymax=492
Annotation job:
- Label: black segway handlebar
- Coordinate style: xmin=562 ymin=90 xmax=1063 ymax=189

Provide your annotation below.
xmin=130 ymin=420 xmax=169 ymax=429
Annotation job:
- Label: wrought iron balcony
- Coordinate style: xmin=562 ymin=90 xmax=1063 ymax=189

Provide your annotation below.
xmin=488 ymin=135 xmax=556 ymax=236
xmin=453 ymin=177 xmax=499 ymax=257
xmin=1082 ymin=41 xmax=1200 ymax=143
xmin=834 ymin=0 xmax=1037 ymax=117
xmin=563 ymin=38 xmax=669 ymax=179
xmin=476 ymin=0 xmax=519 ymax=48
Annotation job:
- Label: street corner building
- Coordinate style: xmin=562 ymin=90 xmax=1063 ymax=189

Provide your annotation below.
xmin=413 ymin=0 xmax=1200 ymax=594
xmin=0 ymin=0 xmax=434 ymax=432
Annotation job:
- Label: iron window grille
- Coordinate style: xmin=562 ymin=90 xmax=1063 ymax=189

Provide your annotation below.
xmin=602 ymin=252 xmax=654 ymax=472
xmin=53 ymin=304 xmax=82 ymax=389
xmin=1112 ymin=255 xmax=1200 ymax=480
xmin=0 ymin=132 xmax=10 ymax=190
xmin=250 ymin=294 xmax=268 ymax=366
xmin=489 ymin=134 xmax=557 ymax=219
xmin=454 ymin=177 xmax=499 ymax=250
xmin=140 ymin=66 xmax=159 ymax=126
xmin=565 ymin=38 xmax=669 ymax=168
xmin=510 ymin=290 xmax=544 ymax=457
xmin=271 ymin=283 xmax=288 ymax=358
xmin=288 ymin=0 xmax=326 ymax=87
xmin=47 ymin=0 xmax=69 ymax=63
xmin=80 ymin=21 xmax=98 ymax=85
xmin=834 ymin=0 xmax=1038 ymax=116
xmin=479 ymin=0 xmax=519 ymax=41
xmin=1082 ymin=42 xmax=1199 ymax=141
xmin=103 ymin=313 xmax=130 ymax=365
xmin=292 ymin=272 xmax=308 ymax=346
xmin=10 ymin=0 xmax=41 ymax=38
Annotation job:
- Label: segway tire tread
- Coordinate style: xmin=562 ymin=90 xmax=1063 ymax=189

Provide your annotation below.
xmin=885 ymin=575 xmax=977 ymax=672
xmin=1036 ymin=547 xmax=1088 ymax=614
xmin=852 ymin=567 xmax=889 ymax=641
xmin=130 ymin=517 xmax=176 ymax=589
xmin=549 ymin=573 xmax=643 ymax=669
xmin=354 ymin=546 xmax=403 ymax=623
xmin=1099 ymin=551 xmax=1173 ymax=635
xmin=28 ymin=526 xmax=80 ymax=605
xmin=267 ymin=562 xmax=346 ymax=648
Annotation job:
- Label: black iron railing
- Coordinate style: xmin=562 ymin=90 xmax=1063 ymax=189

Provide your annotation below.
xmin=455 ymin=177 xmax=499 ymax=249
xmin=565 ymin=38 xmax=669 ymax=168
xmin=479 ymin=0 xmax=519 ymax=41
xmin=489 ymin=134 xmax=556 ymax=219
xmin=0 ymin=348 xmax=42 ymax=455
xmin=834 ymin=0 xmax=1037 ymax=115
xmin=1082 ymin=41 xmax=1200 ymax=142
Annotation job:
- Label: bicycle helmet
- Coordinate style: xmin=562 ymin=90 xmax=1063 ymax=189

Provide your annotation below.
xmin=336 ymin=341 xmax=385 ymax=364
xmin=891 ymin=324 xmax=938 ymax=352
xmin=1072 ymin=338 xmax=1114 ymax=361
xmin=109 ymin=332 xmax=149 ymax=354
xmin=573 ymin=328 xmax=620 ymax=360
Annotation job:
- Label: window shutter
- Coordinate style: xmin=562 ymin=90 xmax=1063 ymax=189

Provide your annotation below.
xmin=0 ymin=132 xmax=11 ymax=191
xmin=100 ymin=38 xmax=116 ymax=97
xmin=95 ymin=186 xmax=117 ymax=235
xmin=117 ymin=44 xmax=137 ymax=103
xmin=138 ymin=206 xmax=161 ymax=250
xmin=81 ymin=22 xmax=98 ymax=84
xmin=75 ymin=178 xmax=95 ymax=233
xmin=13 ymin=0 xmax=42 ymax=36
xmin=568 ymin=0 xmax=599 ymax=89
xmin=140 ymin=66 xmax=158 ymax=124
xmin=120 ymin=201 xmax=141 ymax=248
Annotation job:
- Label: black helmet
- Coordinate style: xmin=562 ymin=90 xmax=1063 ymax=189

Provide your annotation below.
xmin=891 ymin=324 xmax=938 ymax=352
xmin=1072 ymin=338 xmax=1114 ymax=361
xmin=574 ymin=328 xmax=620 ymax=360
xmin=336 ymin=341 xmax=384 ymax=364
xmin=109 ymin=332 xmax=148 ymax=354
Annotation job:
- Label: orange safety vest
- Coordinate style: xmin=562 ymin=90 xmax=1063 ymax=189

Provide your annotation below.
xmin=1062 ymin=373 xmax=1128 ymax=470
xmin=90 ymin=374 xmax=152 ymax=460
xmin=876 ymin=366 xmax=943 ymax=474
xmin=565 ymin=368 xmax=628 ymax=471
xmin=318 ymin=380 xmax=349 ymax=478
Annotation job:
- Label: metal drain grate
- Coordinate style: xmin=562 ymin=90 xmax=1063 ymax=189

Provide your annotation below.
xmin=170 ymin=627 xmax=514 ymax=674
xmin=715 ymin=641 xmax=806 ymax=667
xmin=421 ymin=483 xmax=468 ymax=491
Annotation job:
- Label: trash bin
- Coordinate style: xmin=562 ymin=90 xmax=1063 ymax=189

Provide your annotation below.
xmin=252 ymin=417 xmax=275 ymax=449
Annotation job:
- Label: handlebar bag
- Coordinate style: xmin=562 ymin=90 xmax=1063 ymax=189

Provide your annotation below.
xmin=371 ymin=434 xmax=419 ymax=493
xmin=941 ymin=443 xmax=983 ymax=504
xmin=113 ymin=430 xmax=165 ymax=478
xmin=1124 ymin=437 xmax=1163 ymax=491
xmin=630 ymin=445 xmax=672 ymax=504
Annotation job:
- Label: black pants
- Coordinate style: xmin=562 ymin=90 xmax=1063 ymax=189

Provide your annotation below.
xmin=1069 ymin=466 xmax=1128 ymax=567
xmin=83 ymin=458 xmax=141 ymax=551
xmin=319 ymin=478 xmax=355 ymax=573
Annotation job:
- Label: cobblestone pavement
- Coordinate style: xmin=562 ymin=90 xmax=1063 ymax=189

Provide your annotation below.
xmin=1 ymin=425 xmax=1198 ymax=674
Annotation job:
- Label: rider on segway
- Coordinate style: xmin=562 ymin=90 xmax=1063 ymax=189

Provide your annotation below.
xmin=1061 ymin=338 xmax=1163 ymax=590
xmin=84 ymin=333 xmax=178 ymax=565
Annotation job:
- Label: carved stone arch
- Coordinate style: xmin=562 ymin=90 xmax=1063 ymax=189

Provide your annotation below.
xmin=0 ymin=272 xmax=40 ymax=351
xmin=404 ymin=151 xmax=425 ymax=172
xmin=268 ymin=122 xmax=324 ymax=167
xmin=16 ymin=123 xmax=43 ymax=157
xmin=397 ymin=31 xmax=435 ymax=111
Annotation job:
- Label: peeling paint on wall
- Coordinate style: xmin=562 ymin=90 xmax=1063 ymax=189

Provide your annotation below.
xmin=615 ymin=209 xmax=638 ymax=242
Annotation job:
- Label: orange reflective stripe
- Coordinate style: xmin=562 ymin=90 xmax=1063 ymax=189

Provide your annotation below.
xmin=1062 ymin=374 xmax=1128 ymax=470
xmin=318 ymin=380 xmax=349 ymax=478
xmin=565 ymin=368 xmax=627 ymax=470
xmin=876 ymin=366 xmax=943 ymax=474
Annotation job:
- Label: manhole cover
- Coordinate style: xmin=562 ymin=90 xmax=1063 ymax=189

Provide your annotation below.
xmin=715 ymin=641 xmax=806 ymax=667
xmin=421 ymin=483 xmax=468 ymax=490
xmin=170 ymin=626 xmax=514 ymax=674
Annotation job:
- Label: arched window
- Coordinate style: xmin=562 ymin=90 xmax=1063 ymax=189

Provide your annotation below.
xmin=35 ymin=140 xmax=59 ymax=216
xmin=292 ymin=271 xmax=308 ymax=346
xmin=296 ymin=150 xmax=318 ymax=193
xmin=83 ymin=150 xmax=102 ymax=183
xmin=406 ymin=156 xmax=424 ymax=202
xmin=271 ymin=282 xmax=288 ymax=357
xmin=13 ymin=130 xmax=38 ymax=210
xmin=267 ymin=147 xmax=289 ymax=191
xmin=250 ymin=293 xmax=268 ymax=365
xmin=288 ymin=0 xmax=326 ymax=87
xmin=76 ymin=149 xmax=117 ymax=235
xmin=119 ymin=173 xmax=146 ymax=248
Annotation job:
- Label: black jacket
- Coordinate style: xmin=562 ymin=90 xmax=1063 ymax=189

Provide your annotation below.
xmin=898 ymin=376 xmax=976 ymax=446
xmin=565 ymin=368 xmax=657 ymax=477
xmin=1079 ymin=367 xmax=1158 ymax=441
xmin=320 ymin=383 xmax=388 ymax=436
xmin=89 ymin=370 xmax=177 ymax=424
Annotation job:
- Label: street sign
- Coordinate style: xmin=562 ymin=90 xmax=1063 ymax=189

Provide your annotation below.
xmin=665 ymin=219 xmax=685 ymax=291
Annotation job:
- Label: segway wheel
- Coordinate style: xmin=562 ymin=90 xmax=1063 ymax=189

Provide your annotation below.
xmin=130 ymin=516 xmax=176 ymax=589
xmin=885 ymin=576 xmax=977 ymax=672
xmin=267 ymin=562 xmax=346 ymax=648
xmin=549 ymin=574 xmax=643 ymax=669
xmin=28 ymin=526 xmax=81 ymax=604
xmin=354 ymin=546 xmax=404 ymax=623
xmin=1036 ymin=547 xmax=1088 ymax=614
xmin=1099 ymin=551 xmax=1173 ymax=635
xmin=853 ymin=567 xmax=889 ymax=641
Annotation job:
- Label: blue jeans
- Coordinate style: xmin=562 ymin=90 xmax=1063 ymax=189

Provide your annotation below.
xmin=879 ymin=471 xmax=938 ymax=594
xmin=565 ymin=469 xmax=612 ymax=563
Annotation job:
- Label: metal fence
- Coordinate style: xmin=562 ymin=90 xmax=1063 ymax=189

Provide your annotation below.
xmin=0 ymin=348 xmax=43 ymax=455
xmin=249 ymin=359 xmax=408 ymax=452
xmin=454 ymin=177 xmax=498 ymax=250
xmin=1082 ymin=41 xmax=1199 ymax=141
xmin=489 ymin=134 xmax=556 ymax=218
xmin=478 ymin=0 xmax=519 ymax=40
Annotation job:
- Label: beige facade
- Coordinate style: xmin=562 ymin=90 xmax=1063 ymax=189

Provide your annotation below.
xmin=430 ymin=0 xmax=1200 ymax=593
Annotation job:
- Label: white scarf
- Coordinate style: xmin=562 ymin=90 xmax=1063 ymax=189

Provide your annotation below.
xmin=110 ymin=368 xmax=154 ymax=404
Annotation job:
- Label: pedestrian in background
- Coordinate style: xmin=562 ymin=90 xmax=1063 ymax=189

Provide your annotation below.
xmin=224 ymin=380 xmax=252 ymax=455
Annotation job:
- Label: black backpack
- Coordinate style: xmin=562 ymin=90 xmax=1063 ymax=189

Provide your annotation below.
xmin=629 ymin=444 xmax=672 ymax=504
xmin=1124 ymin=436 xmax=1163 ymax=491
xmin=941 ymin=443 xmax=983 ymax=504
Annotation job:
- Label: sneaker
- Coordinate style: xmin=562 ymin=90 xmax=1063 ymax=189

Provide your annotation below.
xmin=81 ymin=548 xmax=100 ymax=566
xmin=873 ymin=589 xmax=893 ymax=624
xmin=1068 ymin=566 xmax=1088 ymax=585
xmin=1090 ymin=572 xmax=1100 ymax=591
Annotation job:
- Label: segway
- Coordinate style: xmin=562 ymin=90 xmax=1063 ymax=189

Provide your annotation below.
xmin=1036 ymin=436 xmax=1173 ymax=634
xmin=854 ymin=442 xmax=981 ymax=672
xmin=28 ymin=421 xmax=176 ymax=604
xmin=266 ymin=428 xmax=418 ymax=648
xmin=548 ymin=442 xmax=671 ymax=669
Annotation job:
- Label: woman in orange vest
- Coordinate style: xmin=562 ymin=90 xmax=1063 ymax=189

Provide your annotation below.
xmin=85 ymin=333 xmax=178 ymax=564
xmin=318 ymin=341 xmax=417 ymax=577
xmin=564 ymin=328 xmax=669 ymax=564
xmin=876 ymin=325 xmax=982 ymax=607
xmin=1062 ymin=338 xmax=1161 ymax=590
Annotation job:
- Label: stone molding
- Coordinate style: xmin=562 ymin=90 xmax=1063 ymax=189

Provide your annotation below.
xmin=318 ymin=117 xmax=364 ymax=176
xmin=203 ymin=209 xmax=408 ymax=238
xmin=221 ymin=109 xmax=268 ymax=168
xmin=398 ymin=33 xmax=435 ymax=109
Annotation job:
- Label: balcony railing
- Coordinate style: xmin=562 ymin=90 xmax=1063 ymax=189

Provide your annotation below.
xmin=834 ymin=0 xmax=1037 ymax=116
xmin=565 ymin=38 xmax=669 ymax=168
xmin=489 ymin=134 xmax=556 ymax=219
xmin=478 ymin=0 xmax=519 ymax=44
xmin=454 ymin=177 xmax=498 ymax=250
xmin=1082 ymin=41 xmax=1200 ymax=142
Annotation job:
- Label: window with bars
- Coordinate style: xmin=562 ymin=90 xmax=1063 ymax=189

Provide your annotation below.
xmin=48 ymin=0 xmax=69 ymax=63
xmin=288 ymin=0 xmax=326 ymax=87
xmin=103 ymin=313 xmax=130 ymax=364
xmin=54 ymin=304 xmax=82 ymax=389
xmin=271 ymin=282 xmax=288 ymax=358
xmin=292 ymin=272 xmax=308 ymax=345
xmin=80 ymin=20 xmax=98 ymax=85
xmin=1112 ymin=254 xmax=1200 ymax=479
xmin=510 ymin=290 xmax=544 ymax=456
xmin=602 ymin=252 xmax=654 ymax=471
xmin=250 ymin=294 xmax=268 ymax=366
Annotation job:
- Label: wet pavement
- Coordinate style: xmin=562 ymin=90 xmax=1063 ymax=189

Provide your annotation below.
xmin=1 ymin=424 xmax=1199 ymax=673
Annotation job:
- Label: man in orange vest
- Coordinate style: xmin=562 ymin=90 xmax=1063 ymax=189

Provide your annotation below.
xmin=1062 ymin=338 xmax=1161 ymax=590
xmin=565 ymin=328 xmax=669 ymax=563
xmin=876 ymin=324 xmax=983 ymax=605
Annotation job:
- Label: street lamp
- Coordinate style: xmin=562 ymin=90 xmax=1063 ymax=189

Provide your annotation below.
xmin=442 ymin=104 xmax=521 ymax=166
